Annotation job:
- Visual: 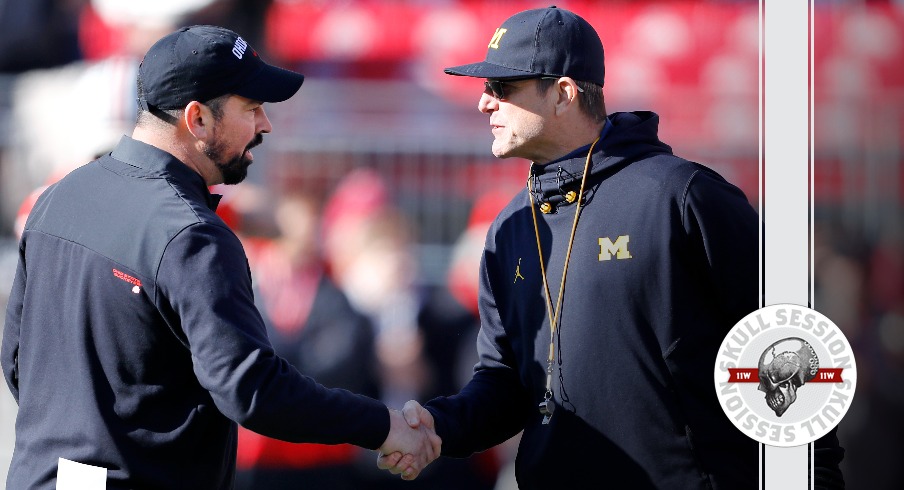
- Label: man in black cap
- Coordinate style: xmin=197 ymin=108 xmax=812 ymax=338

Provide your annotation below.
xmin=2 ymin=25 xmax=438 ymax=489
xmin=379 ymin=6 xmax=845 ymax=489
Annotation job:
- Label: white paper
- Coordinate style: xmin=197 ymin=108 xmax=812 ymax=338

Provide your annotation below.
xmin=57 ymin=457 xmax=107 ymax=490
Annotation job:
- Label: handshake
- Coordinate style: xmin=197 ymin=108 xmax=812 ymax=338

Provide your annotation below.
xmin=376 ymin=400 xmax=440 ymax=480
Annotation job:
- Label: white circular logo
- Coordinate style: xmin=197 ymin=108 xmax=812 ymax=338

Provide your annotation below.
xmin=713 ymin=304 xmax=857 ymax=447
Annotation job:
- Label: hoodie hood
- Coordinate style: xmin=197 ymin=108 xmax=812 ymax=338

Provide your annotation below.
xmin=528 ymin=111 xmax=673 ymax=210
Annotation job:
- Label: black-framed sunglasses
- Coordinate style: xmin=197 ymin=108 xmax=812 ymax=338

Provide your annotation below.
xmin=483 ymin=76 xmax=584 ymax=100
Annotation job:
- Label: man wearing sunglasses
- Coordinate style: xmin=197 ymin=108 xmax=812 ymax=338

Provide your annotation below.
xmin=379 ymin=6 xmax=846 ymax=489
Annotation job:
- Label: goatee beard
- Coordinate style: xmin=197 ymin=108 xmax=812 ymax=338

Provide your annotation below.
xmin=208 ymin=133 xmax=263 ymax=185
xmin=217 ymin=154 xmax=250 ymax=186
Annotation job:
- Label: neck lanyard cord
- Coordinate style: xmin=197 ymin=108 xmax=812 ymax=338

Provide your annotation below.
xmin=527 ymin=136 xmax=601 ymax=395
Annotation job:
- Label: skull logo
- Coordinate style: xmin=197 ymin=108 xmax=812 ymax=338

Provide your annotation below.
xmin=757 ymin=337 xmax=819 ymax=417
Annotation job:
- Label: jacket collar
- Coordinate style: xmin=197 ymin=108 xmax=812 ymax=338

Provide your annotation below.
xmin=110 ymin=135 xmax=221 ymax=211
xmin=528 ymin=118 xmax=612 ymax=209
xmin=527 ymin=112 xmax=672 ymax=212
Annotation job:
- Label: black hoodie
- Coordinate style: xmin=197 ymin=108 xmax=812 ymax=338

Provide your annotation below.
xmin=425 ymin=112 xmax=822 ymax=488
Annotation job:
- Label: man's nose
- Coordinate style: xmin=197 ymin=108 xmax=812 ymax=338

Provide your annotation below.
xmin=478 ymin=92 xmax=498 ymax=114
xmin=257 ymin=106 xmax=273 ymax=134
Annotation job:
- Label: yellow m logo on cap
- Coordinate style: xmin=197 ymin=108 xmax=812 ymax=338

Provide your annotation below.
xmin=488 ymin=28 xmax=507 ymax=49
xmin=599 ymin=235 xmax=632 ymax=261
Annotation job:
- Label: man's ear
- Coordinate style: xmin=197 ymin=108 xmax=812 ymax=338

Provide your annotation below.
xmin=183 ymin=101 xmax=212 ymax=139
xmin=553 ymin=77 xmax=582 ymax=116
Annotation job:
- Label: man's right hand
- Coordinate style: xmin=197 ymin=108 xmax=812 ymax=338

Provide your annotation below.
xmin=376 ymin=403 xmax=441 ymax=480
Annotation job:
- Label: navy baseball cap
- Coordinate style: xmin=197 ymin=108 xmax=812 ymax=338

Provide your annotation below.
xmin=444 ymin=6 xmax=605 ymax=86
xmin=138 ymin=25 xmax=304 ymax=111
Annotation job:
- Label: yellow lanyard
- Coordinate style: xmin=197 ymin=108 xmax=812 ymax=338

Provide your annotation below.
xmin=528 ymin=136 xmax=600 ymax=424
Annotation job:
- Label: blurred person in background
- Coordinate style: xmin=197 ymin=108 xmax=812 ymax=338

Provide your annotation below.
xmin=862 ymin=221 xmax=904 ymax=489
xmin=235 ymin=191 xmax=379 ymax=490
xmin=322 ymin=169 xmax=498 ymax=489
xmin=322 ymin=169 xmax=431 ymax=416
xmin=1 ymin=0 xmax=272 ymax=239
xmin=1 ymin=0 xmax=205 ymax=246
xmin=2 ymin=25 xmax=438 ymax=488
xmin=381 ymin=6 xmax=845 ymax=489
xmin=0 ymin=0 xmax=82 ymax=73
xmin=829 ymin=217 xmax=904 ymax=490
xmin=420 ymin=190 xmax=513 ymax=414
xmin=417 ymin=189 xmax=517 ymax=490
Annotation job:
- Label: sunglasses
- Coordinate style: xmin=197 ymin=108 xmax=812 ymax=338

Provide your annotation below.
xmin=483 ymin=77 xmax=585 ymax=100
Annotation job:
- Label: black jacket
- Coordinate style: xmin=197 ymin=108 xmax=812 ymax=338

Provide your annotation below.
xmin=2 ymin=136 xmax=389 ymax=489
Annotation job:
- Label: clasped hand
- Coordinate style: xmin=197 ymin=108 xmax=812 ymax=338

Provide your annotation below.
xmin=376 ymin=401 xmax=440 ymax=480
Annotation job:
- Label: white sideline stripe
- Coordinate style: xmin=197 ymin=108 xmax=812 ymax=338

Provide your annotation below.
xmin=761 ymin=0 xmax=812 ymax=488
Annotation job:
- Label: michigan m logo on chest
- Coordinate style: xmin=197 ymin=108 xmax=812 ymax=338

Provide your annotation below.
xmin=599 ymin=235 xmax=632 ymax=261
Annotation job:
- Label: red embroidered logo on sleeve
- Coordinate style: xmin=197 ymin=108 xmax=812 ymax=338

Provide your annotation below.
xmin=112 ymin=268 xmax=142 ymax=294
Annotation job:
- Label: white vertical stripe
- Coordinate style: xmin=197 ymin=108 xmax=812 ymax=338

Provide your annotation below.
xmin=762 ymin=0 xmax=811 ymax=488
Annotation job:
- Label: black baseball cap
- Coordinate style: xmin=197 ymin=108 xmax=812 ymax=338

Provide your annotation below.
xmin=444 ymin=6 xmax=605 ymax=86
xmin=138 ymin=25 xmax=304 ymax=111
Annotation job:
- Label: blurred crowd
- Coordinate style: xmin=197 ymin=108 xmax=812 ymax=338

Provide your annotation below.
xmin=223 ymin=169 xmax=512 ymax=489
xmin=1 ymin=0 xmax=903 ymax=489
